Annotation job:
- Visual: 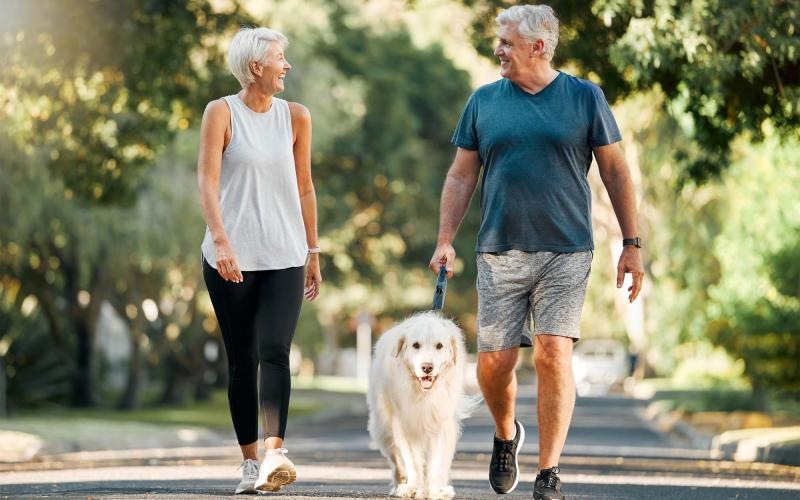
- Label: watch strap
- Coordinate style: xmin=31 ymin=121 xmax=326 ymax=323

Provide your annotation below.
xmin=622 ymin=237 xmax=641 ymax=248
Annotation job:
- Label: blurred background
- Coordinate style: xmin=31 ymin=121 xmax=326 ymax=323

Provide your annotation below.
xmin=0 ymin=0 xmax=798 ymax=457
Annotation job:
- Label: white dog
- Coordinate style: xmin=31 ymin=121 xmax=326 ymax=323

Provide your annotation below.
xmin=368 ymin=311 xmax=476 ymax=499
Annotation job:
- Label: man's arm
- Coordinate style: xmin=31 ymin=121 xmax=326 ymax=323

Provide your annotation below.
xmin=594 ymin=142 xmax=644 ymax=302
xmin=429 ymin=147 xmax=482 ymax=278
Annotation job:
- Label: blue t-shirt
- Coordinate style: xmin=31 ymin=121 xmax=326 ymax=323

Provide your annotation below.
xmin=452 ymin=72 xmax=621 ymax=253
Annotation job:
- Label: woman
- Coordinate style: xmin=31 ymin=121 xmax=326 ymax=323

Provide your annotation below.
xmin=197 ymin=27 xmax=321 ymax=495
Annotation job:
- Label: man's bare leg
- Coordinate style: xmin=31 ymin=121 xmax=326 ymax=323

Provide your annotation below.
xmin=533 ymin=335 xmax=575 ymax=470
xmin=478 ymin=347 xmax=519 ymax=439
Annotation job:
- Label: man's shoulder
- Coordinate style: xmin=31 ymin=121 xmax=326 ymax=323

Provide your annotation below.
xmin=559 ymin=72 xmax=605 ymax=98
xmin=471 ymin=79 xmax=509 ymax=99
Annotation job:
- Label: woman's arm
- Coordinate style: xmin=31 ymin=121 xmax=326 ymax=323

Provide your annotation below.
xmin=197 ymin=99 xmax=243 ymax=283
xmin=289 ymin=101 xmax=321 ymax=301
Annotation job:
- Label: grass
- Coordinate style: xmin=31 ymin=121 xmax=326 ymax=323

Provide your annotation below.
xmin=641 ymin=380 xmax=800 ymax=419
xmin=0 ymin=383 xmax=364 ymax=454
xmin=10 ymin=389 xmax=329 ymax=429
xmin=292 ymin=375 xmax=368 ymax=393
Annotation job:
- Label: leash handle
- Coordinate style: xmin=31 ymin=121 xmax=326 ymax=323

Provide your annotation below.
xmin=431 ymin=265 xmax=448 ymax=311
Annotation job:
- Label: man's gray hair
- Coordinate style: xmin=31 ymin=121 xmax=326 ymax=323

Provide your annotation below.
xmin=496 ymin=5 xmax=559 ymax=61
xmin=227 ymin=27 xmax=289 ymax=89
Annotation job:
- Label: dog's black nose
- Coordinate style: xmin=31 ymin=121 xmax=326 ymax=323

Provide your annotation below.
xmin=422 ymin=363 xmax=433 ymax=374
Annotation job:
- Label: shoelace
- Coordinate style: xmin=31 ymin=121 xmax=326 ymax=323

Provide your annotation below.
xmin=238 ymin=459 xmax=259 ymax=479
xmin=266 ymin=447 xmax=289 ymax=457
xmin=542 ymin=473 xmax=559 ymax=488
xmin=537 ymin=467 xmax=561 ymax=489
xmin=494 ymin=440 xmax=515 ymax=472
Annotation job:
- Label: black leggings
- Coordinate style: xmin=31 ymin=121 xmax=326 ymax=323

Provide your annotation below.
xmin=203 ymin=259 xmax=304 ymax=444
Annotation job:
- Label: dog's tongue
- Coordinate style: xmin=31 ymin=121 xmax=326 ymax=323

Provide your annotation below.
xmin=420 ymin=376 xmax=434 ymax=389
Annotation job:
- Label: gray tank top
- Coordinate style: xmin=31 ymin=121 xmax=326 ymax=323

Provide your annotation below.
xmin=201 ymin=95 xmax=307 ymax=270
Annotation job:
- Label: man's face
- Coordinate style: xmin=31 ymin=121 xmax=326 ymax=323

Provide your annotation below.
xmin=494 ymin=24 xmax=534 ymax=80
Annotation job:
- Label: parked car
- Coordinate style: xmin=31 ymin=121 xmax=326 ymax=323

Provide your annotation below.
xmin=572 ymin=339 xmax=629 ymax=396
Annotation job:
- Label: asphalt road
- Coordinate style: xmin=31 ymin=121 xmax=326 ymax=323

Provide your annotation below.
xmin=1 ymin=389 xmax=799 ymax=499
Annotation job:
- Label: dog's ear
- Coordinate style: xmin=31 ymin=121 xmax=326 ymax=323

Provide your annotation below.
xmin=450 ymin=336 xmax=458 ymax=365
xmin=394 ymin=336 xmax=406 ymax=358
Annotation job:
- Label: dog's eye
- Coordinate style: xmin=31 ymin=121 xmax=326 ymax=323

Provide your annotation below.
xmin=436 ymin=343 xmax=443 ymax=350
xmin=412 ymin=342 xmax=420 ymax=349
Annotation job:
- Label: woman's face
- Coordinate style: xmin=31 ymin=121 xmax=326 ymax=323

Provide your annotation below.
xmin=254 ymin=41 xmax=291 ymax=94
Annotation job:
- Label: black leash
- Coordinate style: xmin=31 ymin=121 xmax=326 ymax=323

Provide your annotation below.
xmin=431 ymin=265 xmax=448 ymax=311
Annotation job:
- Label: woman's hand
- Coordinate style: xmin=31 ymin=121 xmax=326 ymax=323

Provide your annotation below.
xmin=215 ymin=240 xmax=243 ymax=283
xmin=304 ymin=254 xmax=322 ymax=301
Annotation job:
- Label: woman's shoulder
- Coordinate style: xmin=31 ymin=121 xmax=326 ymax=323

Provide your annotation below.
xmin=204 ymin=97 xmax=232 ymax=119
xmin=285 ymin=100 xmax=310 ymax=120
xmin=285 ymin=100 xmax=311 ymax=127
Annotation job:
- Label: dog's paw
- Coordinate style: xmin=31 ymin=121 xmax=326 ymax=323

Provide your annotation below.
xmin=427 ymin=485 xmax=455 ymax=499
xmin=391 ymin=483 xmax=417 ymax=498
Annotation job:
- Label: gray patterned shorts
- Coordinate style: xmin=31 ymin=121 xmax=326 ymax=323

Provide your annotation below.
xmin=476 ymin=249 xmax=593 ymax=352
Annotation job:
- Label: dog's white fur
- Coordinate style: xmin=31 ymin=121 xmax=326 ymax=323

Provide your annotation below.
xmin=367 ymin=311 xmax=473 ymax=499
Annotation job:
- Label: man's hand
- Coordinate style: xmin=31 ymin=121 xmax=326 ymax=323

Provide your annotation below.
xmin=429 ymin=243 xmax=456 ymax=278
xmin=616 ymin=246 xmax=644 ymax=302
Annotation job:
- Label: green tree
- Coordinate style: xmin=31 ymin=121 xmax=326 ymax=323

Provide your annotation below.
xmin=609 ymin=93 xmax=725 ymax=374
xmin=705 ymin=139 xmax=800 ymax=398
xmin=0 ymin=0 xmax=251 ymax=406
xmin=0 ymin=0 xmax=249 ymax=203
xmin=301 ymin=4 xmax=478 ymax=357
xmin=461 ymin=0 xmax=800 ymax=182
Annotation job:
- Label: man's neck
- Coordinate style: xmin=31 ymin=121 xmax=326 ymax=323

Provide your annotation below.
xmin=512 ymin=65 xmax=560 ymax=95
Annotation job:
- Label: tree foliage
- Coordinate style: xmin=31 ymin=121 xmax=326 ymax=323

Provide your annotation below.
xmin=703 ymin=139 xmax=800 ymax=395
xmin=461 ymin=0 xmax=800 ymax=182
xmin=0 ymin=0 xmax=249 ymax=204
xmin=0 ymin=0 xmax=251 ymax=406
xmin=708 ymin=296 xmax=800 ymax=395
xmin=293 ymin=3 xmax=477 ymax=348
xmin=0 ymin=0 xmax=477 ymax=406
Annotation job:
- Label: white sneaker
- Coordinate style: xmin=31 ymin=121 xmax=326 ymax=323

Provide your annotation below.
xmin=234 ymin=458 xmax=260 ymax=494
xmin=254 ymin=448 xmax=297 ymax=492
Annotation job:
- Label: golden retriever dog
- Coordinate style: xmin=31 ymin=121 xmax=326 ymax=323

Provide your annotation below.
xmin=368 ymin=311 xmax=475 ymax=499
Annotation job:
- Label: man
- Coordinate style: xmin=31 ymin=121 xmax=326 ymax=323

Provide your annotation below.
xmin=428 ymin=4 xmax=644 ymax=500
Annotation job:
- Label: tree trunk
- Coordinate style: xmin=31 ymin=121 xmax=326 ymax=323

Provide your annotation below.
xmin=751 ymin=383 xmax=769 ymax=412
xmin=117 ymin=320 xmax=143 ymax=409
xmin=159 ymin=337 xmax=198 ymax=406
xmin=71 ymin=319 xmax=95 ymax=407
xmin=68 ymin=257 xmax=105 ymax=408
xmin=159 ymin=358 xmax=194 ymax=406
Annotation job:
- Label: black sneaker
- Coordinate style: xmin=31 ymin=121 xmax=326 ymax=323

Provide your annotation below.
xmin=533 ymin=466 xmax=564 ymax=500
xmin=489 ymin=419 xmax=525 ymax=494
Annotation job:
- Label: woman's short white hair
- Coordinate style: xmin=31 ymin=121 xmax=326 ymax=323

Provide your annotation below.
xmin=497 ymin=5 xmax=559 ymax=61
xmin=227 ymin=27 xmax=289 ymax=89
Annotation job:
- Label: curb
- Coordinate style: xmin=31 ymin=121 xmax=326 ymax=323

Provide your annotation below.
xmin=712 ymin=426 xmax=800 ymax=466
xmin=0 ymin=431 xmax=43 ymax=463
xmin=641 ymin=401 xmax=714 ymax=450
xmin=0 ymin=393 xmax=370 ymax=472
xmin=0 ymin=445 xmax=237 ymax=473
xmin=642 ymin=401 xmax=800 ymax=467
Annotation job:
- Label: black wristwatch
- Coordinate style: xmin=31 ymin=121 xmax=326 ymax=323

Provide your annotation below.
xmin=623 ymin=237 xmax=642 ymax=248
